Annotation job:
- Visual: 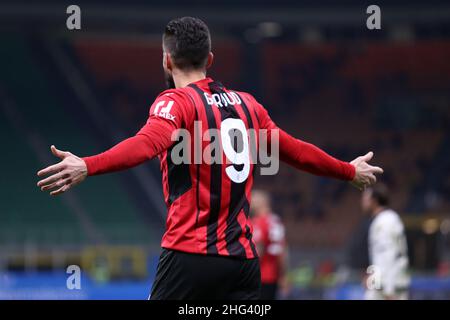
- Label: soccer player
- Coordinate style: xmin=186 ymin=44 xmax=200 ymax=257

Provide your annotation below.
xmin=37 ymin=17 xmax=383 ymax=300
xmin=361 ymin=184 xmax=410 ymax=300
xmin=251 ymin=190 xmax=289 ymax=300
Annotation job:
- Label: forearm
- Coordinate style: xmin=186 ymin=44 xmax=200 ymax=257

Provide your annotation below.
xmin=83 ymin=120 xmax=174 ymax=176
xmin=83 ymin=135 xmax=153 ymax=175
xmin=278 ymin=129 xmax=355 ymax=181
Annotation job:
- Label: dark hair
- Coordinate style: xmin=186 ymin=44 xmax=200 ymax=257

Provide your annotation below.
xmin=163 ymin=17 xmax=211 ymax=70
xmin=369 ymin=183 xmax=390 ymax=206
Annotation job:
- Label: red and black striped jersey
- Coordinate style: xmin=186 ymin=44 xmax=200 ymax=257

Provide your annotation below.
xmin=84 ymin=77 xmax=355 ymax=259
xmin=155 ymin=78 xmax=262 ymax=258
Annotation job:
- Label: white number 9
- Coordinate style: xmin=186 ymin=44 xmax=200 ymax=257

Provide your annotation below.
xmin=220 ymin=118 xmax=250 ymax=183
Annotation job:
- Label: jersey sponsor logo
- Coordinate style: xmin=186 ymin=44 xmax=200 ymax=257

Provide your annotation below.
xmin=153 ymin=100 xmax=176 ymax=121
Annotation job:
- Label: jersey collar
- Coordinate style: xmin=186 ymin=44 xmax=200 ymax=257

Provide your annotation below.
xmin=190 ymin=77 xmax=214 ymax=91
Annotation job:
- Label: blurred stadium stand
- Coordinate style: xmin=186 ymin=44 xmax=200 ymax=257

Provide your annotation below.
xmin=0 ymin=0 xmax=449 ymax=299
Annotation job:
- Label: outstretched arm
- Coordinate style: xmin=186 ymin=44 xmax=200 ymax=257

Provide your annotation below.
xmin=37 ymin=90 xmax=192 ymax=196
xmin=37 ymin=120 xmax=173 ymax=195
xmin=37 ymin=145 xmax=88 ymax=196
xmin=278 ymin=129 xmax=383 ymax=190
xmin=250 ymin=94 xmax=383 ymax=190
xmin=277 ymin=128 xmax=356 ymax=181
xmin=83 ymin=119 xmax=175 ymax=176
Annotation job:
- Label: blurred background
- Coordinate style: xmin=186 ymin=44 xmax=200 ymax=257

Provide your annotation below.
xmin=0 ymin=0 xmax=449 ymax=299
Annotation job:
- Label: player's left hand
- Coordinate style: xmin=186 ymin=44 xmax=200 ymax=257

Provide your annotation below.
xmin=350 ymin=151 xmax=383 ymax=191
xmin=37 ymin=145 xmax=87 ymax=196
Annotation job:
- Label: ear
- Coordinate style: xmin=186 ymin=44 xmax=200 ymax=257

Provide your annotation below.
xmin=206 ymin=52 xmax=214 ymax=69
xmin=164 ymin=52 xmax=173 ymax=71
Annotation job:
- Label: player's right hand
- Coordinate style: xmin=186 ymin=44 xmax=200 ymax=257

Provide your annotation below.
xmin=350 ymin=151 xmax=383 ymax=191
xmin=37 ymin=145 xmax=88 ymax=196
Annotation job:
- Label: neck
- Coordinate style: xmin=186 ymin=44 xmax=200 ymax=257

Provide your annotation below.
xmin=372 ymin=206 xmax=386 ymax=217
xmin=173 ymin=69 xmax=207 ymax=88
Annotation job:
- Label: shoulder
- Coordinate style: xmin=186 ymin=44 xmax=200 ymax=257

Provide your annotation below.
xmin=234 ymin=91 xmax=268 ymax=120
xmin=156 ymin=88 xmax=194 ymax=104
xmin=371 ymin=209 xmax=404 ymax=233
xmin=149 ymin=88 xmax=196 ymax=126
xmin=251 ymin=216 xmax=264 ymax=230
xmin=234 ymin=91 xmax=258 ymax=105
xmin=269 ymin=213 xmax=282 ymax=224
xmin=254 ymin=215 xmax=270 ymax=228
xmin=379 ymin=209 xmax=402 ymax=224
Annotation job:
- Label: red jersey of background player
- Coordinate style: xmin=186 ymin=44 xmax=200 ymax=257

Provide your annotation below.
xmin=252 ymin=213 xmax=286 ymax=283
xmin=84 ymin=77 xmax=355 ymax=259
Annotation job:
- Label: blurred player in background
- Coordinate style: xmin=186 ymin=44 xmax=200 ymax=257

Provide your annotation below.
xmin=37 ymin=17 xmax=384 ymax=300
xmin=251 ymin=190 xmax=289 ymax=299
xmin=362 ymin=184 xmax=410 ymax=300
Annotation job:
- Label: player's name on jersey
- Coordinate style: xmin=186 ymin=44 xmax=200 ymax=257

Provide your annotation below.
xmin=203 ymin=91 xmax=242 ymax=107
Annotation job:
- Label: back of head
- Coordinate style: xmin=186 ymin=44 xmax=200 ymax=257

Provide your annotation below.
xmin=369 ymin=183 xmax=390 ymax=207
xmin=163 ymin=17 xmax=211 ymax=71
